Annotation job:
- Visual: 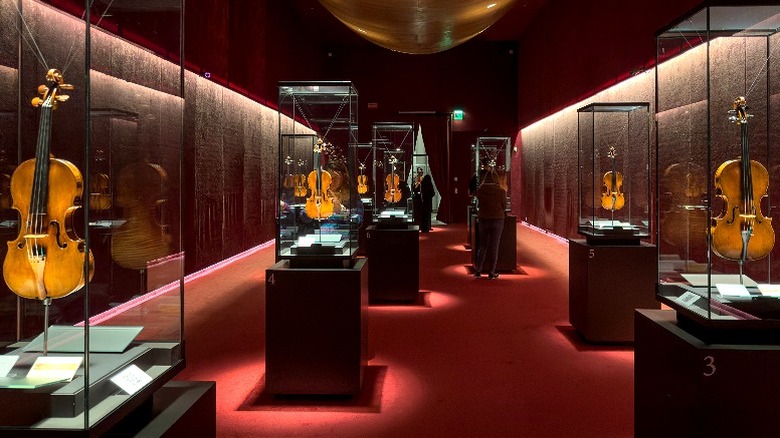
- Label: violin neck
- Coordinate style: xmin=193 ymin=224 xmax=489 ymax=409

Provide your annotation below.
xmin=611 ymin=155 xmax=616 ymax=185
xmin=740 ymin=122 xmax=753 ymax=206
xmin=32 ymin=102 xmax=53 ymax=218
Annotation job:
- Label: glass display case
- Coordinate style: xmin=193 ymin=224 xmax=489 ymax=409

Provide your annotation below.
xmin=656 ymin=3 xmax=780 ymax=334
xmin=277 ymin=82 xmax=359 ymax=263
xmin=0 ymin=0 xmax=184 ymax=432
xmin=577 ymin=102 xmax=650 ymax=241
xmin=372 ymin=122 xmax=414 ymax=224
xmin=473 ymin=136 xmax=512 ymax=208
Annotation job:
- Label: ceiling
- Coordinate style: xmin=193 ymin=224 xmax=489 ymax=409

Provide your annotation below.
xmin=288 ymin=0 xmax=550 ymax=50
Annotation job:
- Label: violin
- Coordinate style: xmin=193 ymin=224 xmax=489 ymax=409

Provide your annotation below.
xmin=294 ymin=159 xmax=307 ymax=198
xmin=384 ymin=159 xmax=401 ymax=203
xmin=600 ymin=146 xmax=625 ymax=211
xmin=357 ymin=163 xmax=368 ymax=194
xmin=89 ymin=173 xmax=111 ymax=211
xmin=304 ymin=139 xmax=334 ymax=219
xmin=3 ymin=69 xmax=94 ymax=301
xmin=711 ymin=96 xmax=774 ymax=263
xmin=89 ymin=148 xmax=111 ymax=211
xmin=660 ymin=162 xmax=707 ymax=249
xmin=111 ymin=161 xmax=172 ymax=270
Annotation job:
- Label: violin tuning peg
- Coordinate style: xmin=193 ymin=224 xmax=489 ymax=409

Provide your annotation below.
xmin=55 ymin=95 xmax=70 ymax=102
xmin=37 ymin=85 xmax=48 ymax=96
xmin=59 ymin=83 xmax=74 ymax=91
xmin=31 ymin=97 xmax=43 ymax=107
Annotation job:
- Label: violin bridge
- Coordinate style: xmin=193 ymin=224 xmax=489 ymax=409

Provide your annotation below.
xmin=23 ymin=233 xmax=49 ymax=239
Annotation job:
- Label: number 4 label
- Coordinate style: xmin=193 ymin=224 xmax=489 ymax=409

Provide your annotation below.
xmin=267 ymin=274 xmax=275 ymax=286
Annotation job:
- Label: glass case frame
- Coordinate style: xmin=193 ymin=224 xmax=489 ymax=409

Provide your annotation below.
xmin=473 ymin=136 xmax=512 ymax=210
xmin=577 ymin=102 xmax=651 ymax=241
xmin=277 ymin=81 xmax=360 ymax=263
xmin=656 ymin=3 xmax=780 ymax=335
xmin=0 ymin=0 xmax=184 ymax=432
xmin=372 ymin=122 xmax=415 ymax=224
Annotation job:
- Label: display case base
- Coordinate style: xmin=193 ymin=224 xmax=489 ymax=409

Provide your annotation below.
xmin=470 ymin=214 xmax=517 ymax=272
xmin=366 ymin=225 xmax=419 ymax=303
xmin=569 ymin=240 xmax=658 ymax=342
xmin=635 ymin=309 xmax=780 ymax=437
xmin=265 ymin=259 xmax=367 ymax=395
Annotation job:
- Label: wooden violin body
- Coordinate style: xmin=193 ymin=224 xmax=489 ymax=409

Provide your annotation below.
xmin=111 ymin=161 xmax=172 ymax=270
xmin=711 ymin=96 xmax=774 ymax=262
xmin=660 ymin=163 xmax=707 ymax=249
xmin=711 ymin=157 xmax=773 ymax=261
xmin=600 ymin=146 xmax=624 ymax=212
xmin=357 ymin=174 xmax=368 ymax=194
xmin=384 ymin=173 xmax=401 ymax=203
xmin=3 ymin=69 xmax=93 ymax=301
xmin=600 ymin=170 xmax=625 ymax=211
xmin=294 ymin=174 xmax=307 ymax=197
xmin=89 ymin=172 xmax=111 ymax=211
xmin=304 ymin=140 xmax=334 ymax=219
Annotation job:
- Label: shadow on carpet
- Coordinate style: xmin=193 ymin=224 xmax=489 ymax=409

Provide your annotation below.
xmin=238 ymin=365 xmax=387 ymax=413
xmin=555 ymin=325 xmax=634 ymax=352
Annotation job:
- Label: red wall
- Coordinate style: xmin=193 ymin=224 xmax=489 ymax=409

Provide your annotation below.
xmin=516 ymin=0 xmax=701 ymax=128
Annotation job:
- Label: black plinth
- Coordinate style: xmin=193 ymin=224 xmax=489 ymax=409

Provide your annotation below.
xmin=265 ymin=258 xmax=368 ymax=395
xmin=569 ymin=239 xmax=658 ymax=342
xmin=366 ymin=225 xmax=419 ymax=302
xmin=470 ymin=214 xmax=517 ymax=272
xmin=635 ymin=309 xmax=780 ymax=437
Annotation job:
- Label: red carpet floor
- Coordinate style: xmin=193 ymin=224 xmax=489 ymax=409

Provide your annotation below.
xmin=174 ymin=223 xmax=634 ymax=437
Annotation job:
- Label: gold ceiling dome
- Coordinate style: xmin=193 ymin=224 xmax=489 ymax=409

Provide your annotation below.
xmin=317 ymin=0 xmax=518 ymax=54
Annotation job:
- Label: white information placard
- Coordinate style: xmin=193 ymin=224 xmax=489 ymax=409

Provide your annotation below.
xmin=0 ymin=356 xmax=19 ymax=377
xmin=716 ymin=283 xmax=751 ymax=297
xmin=110 ymin=364 xmax=152 ymax=395
xmin=758 ymin=284 xmax=780 ymax=297
xmin=675 ymin=292 xmax=700 ymax=307
xmin=27 ymin=356 xmax=83 ymax=381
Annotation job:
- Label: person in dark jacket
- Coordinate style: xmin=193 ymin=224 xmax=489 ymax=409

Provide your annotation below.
xmin=474 ymin=169 xmax=507 ymax=279
xmin=420 ymin=174 xmax=435 ymax=232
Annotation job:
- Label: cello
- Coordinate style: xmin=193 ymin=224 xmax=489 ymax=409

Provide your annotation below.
xmin=3 ymin=69 xmax=94 ymax=301
xmin=600 ymin=146 xmax=625 ymax=211
xmin=711 ymin=96 xmax=774 ymax=263
xmin=304 ymin=139 xmax=334 ymax=219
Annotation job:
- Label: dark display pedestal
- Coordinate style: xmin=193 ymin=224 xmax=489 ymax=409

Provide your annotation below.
xmin=366 ymin=225 xmax=419 ymax=302
xmin=265 ymin=258 xmax=368 ymax=395
xmin=569 ymin=239 xmax=658 ymax=342
xmin=470 ymin=214 xmax=517 ymax=272
xmin=135 ymin=381 xmax=216 ymax=437
xmin=635 ymin=309 xmax=780 ymax=437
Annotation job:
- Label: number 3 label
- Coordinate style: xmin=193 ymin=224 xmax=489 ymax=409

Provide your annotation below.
xmin=703 ymin=355 xmax=716 ymax=376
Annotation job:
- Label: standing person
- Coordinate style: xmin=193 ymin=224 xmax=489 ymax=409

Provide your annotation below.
xmin=420 ymin=174 xmax=435 ymax=232
xmin=474 ymin=169 xmax=507 ymax=279
xmin=412 ymin=167 xmax=423 ymax=224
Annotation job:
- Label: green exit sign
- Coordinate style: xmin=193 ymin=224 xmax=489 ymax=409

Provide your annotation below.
xmin=453 ymin=109 xmax=464 ymax=120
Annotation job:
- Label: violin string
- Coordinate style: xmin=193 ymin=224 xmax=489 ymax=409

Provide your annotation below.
xmin=10 ymin=0 xmax=49 ymax=70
